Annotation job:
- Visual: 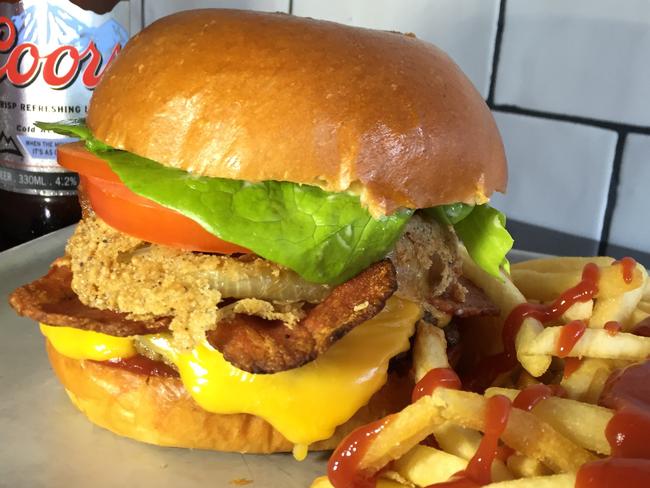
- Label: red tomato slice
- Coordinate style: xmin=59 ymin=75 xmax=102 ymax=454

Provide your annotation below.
xmin=58 ymin=143 xmax=249 ymax=254
xmin=58 ymin=142 xmax=122 ymax=182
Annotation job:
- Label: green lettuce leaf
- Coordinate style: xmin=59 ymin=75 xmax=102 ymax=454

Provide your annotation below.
xmin=426 ymin=203 xmax=513 ymax=279
xmin=38 ymin=120 xmax=411 ymax=285
xmin=452 ymin=204 xmax=513 ymax=279
xmin=36 ymin=119 xmax=111 ymax=152
xmin=39 ymin=119 xmax=514 ymax=284
xmin=425 ymin=203 xmax=474 ymax=226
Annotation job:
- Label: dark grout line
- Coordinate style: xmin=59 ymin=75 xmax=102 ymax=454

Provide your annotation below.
xmin=598 ymin=132 xmax=627 ymax=256
xmin=288 ymin=0 xmax=294 ymax=15
xmin=491 ymin=104 xmax=650 ymax=135
xmin=140 ymin=0 xmax=145 ymax=29
xmin=486 ymin=0 xmax=507 ymax=105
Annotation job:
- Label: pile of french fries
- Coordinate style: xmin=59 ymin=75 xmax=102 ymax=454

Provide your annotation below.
xmin=312 ymin=250 xmax=650 ymax=488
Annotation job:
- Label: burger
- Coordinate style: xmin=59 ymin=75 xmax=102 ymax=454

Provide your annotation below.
xmin=9 ymin=9 xmax=510 ymax=458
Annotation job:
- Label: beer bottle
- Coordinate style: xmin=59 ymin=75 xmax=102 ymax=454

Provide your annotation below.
xmin=0 ymin=0 xmax=141 ymax=250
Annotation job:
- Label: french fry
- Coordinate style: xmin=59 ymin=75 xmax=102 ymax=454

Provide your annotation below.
xmin=309 ymin=476 xmax=405 ymax=488
xmin=432 ymin=424 xmax=513 ymax=481
xmin=392 ymin=445 xmax=469 ymax=486
xmin=591 ymin=263 xmax=647 ymax=329
xmin=487 ymin=474 xmax=576 ymax=488
xmin=361 ymin=396 xmax=445 ymax=473
xmin=637 ymin=300 xmax=650 ymax=314
xmin=560 ymin=358 xmax=617 ymax=403
xmin=511 ymin=257 xmax=614 ymax=273
xmin=429 ymin=388 xmax=597 ymax=473
xmin=413 ymin=321 xmax=448 ymax=382
xmin=485 ymin=387 xmax=613 ymax=455
xmin=591 ymin=294 xmax=641 ymax=329
xmin=460 ymin=248 xmax=551 ymax=377
xmin=434 ymin=423 xmax=484 ymax=460
xmin=583 ymin=365 xmax=617 ymax=404
xmin=511 ymin=270 xmax=583 ymax=303
xmin=519 ymin=327 xmax=650 ymax=361
xmin=598 ymin=264 xmax=646 ymax=298
xmin=561 ymin=300 xmax=593 ymax=323
xmin=512 ymin=262 xmax=643 ymax=303
xmin=507 ymin=454 xmax=552 ymax=478
xmin=631 ymin=308 xmax=650 ymax=328
xmin=381 ymin=470 xmax=413 ymax=486
xmin=461 ymin=247 xmax=527 ymax=320
xmin=516 ymin=317 xmax=551 ymax=378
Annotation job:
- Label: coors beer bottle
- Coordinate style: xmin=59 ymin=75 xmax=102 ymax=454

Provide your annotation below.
xmin=0 ymin=0 xmax=140 ymax=250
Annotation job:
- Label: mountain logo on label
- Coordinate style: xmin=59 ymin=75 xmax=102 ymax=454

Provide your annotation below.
xmin=0 ymin=132 xmax=23 ymax=157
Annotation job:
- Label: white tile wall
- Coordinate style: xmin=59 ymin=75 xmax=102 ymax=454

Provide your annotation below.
xmin=144 ymin=0 xmax=289 ymax=25
xmin=495 ymin=0 xmax=650 ymax=126
xmin=490 ymin=112 xmax=617 ymax=241
xmin=129 ymin=0 xmax=143 ymax=32
xmin=292 ymin=0 xmax=500 ymax=97
xmin=608 ymin=134 xmax=650 ymax=254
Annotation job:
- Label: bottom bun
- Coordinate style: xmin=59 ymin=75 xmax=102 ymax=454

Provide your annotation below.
xmin=46 ymin=340 xmax=412 ymax=453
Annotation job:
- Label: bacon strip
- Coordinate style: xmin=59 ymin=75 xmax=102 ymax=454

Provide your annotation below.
xmin=9 ymin=259 xmax=397 ymax=374
xmin=207 ymin=260 xmax=398 ymax=373
xmin=9 ymin=263 xmax=170 ymax=336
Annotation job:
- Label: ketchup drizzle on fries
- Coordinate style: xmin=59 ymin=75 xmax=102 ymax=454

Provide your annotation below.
xmin=563 ymin=357 xmax=584 ymax=379
xmin=604 ymin=321 xmax=622 ymax=336
xmin=575 ymin=360 xmax=650 ymax=485
xmin=613 ymin=257 xmax=636 ymax=284
xmin=462 ymin=395 xmax=512 ymax=485
xmin=425 ymin=396 xmax=512 ymax=488
xmin=601 ymin=360 xmax=650 ymax=459
xmin=465 ymin=263 xmax=600 ymax=391
xmin=512 ymin=384 xmax=565 ymax=412
xmin=557 ymin=320 xmax=587 ymax=358
xmin=576 ymin=459 xmax=650 ymax=488
xmin=327 ymin=417 xmax=394 ymax=488
xmin=412 ymin=368 xmax=462 ymax=402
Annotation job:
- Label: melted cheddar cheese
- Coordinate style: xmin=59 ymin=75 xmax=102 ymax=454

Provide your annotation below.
xmin=40 ymin=324 xmax=137 ymax=360
xmin=41 ymin=297 xmax=420 ymax=450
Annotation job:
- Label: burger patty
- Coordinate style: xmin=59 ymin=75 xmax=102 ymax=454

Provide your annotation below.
xmin=429 ymin=277 xmax=500 ymax=318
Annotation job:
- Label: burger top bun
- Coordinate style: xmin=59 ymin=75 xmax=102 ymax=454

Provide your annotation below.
xmin=88 ymin=9 xmax=507 ymax=216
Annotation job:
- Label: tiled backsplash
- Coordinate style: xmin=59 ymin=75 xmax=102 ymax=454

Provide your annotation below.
xmin=141 ymin=0 xmax=650 ymax=264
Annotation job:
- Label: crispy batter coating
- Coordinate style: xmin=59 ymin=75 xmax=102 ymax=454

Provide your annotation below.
xmin=207 ymin=260 xmax=397 ymax=373
xmin=9 ymin=258 xmax=397 ymax=374
xmin=65 ymin=217 xmax=326 ymax=349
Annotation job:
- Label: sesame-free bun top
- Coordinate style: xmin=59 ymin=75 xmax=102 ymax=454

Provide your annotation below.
xmin=87 ymin=9 xmax=507 ymax=215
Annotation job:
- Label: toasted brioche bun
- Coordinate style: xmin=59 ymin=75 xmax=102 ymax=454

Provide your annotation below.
xmin=46 ymin=340 xmax=412 ymax=452
xmin=88 ymin=9 xmax=506 ymax=216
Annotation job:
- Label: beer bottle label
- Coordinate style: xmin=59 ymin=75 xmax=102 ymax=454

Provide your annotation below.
xmin=0 ymin=0 xmax=136 ymax=196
